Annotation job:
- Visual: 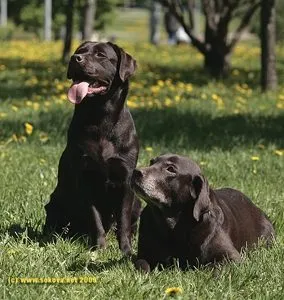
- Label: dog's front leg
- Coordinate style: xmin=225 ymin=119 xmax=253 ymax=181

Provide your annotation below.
xmin=89 ymin=205 xmax=106 ymax=249
xmin=115 ymin=185 xmax=134 ymax=256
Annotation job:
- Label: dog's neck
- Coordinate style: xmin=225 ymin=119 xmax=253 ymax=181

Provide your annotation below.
xmin=68 ymin=80 xmax=129 ymax=138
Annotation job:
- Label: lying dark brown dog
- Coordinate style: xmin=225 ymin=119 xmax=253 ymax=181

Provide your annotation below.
xmin=132 ymin=154 xmax=275 ymax=271
xmin=43 ymin=41 xmax=141 ymax=255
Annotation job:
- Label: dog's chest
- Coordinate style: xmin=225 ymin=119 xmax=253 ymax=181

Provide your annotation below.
xmin=80 ymin=137 xmax=116 ymax=167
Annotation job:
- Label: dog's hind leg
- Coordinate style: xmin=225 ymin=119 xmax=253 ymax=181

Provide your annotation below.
xmin=202 ymin=231 xmax=242 ymax=264
xmin=43 ymin=188 xmax=70 ymax=235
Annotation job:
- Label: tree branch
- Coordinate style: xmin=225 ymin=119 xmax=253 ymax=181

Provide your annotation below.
xmin=202 ymin=0 xmax=217 ymax=32
xmin=228 ymin=1 xmax=261 ymax=50
xmin=158 ymin=0 xmax=208 ymax=54
xmin=187 ymin=0 xmax=195 ymax=30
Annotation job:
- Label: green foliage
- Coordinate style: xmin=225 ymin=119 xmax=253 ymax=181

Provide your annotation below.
xmin=0 ymin=21 xmax=16 ymax=40
xmin=7 ymin=0 xmax=119 ymax=39
xmin=95 ymin=0 xmax=119 ymax=30
xmin=19 ymin=1 xmax=44 ymax=38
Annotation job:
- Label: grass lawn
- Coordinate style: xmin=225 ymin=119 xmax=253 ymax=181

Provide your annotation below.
xmin=0 ymin=39 xmax=284 ymax=299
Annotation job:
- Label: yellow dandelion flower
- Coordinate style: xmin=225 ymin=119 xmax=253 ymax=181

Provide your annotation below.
xmin=11 ymin=105 xmax=18 ymax=112
xmin=251 ymin=156 xmax=260 ymax=161
xmin=0 ymin=112 xmax=7 ymax=118
xmin=150 ymin=85 xmax=160 ymax=94
xmin=60 ymin=94 xmax=66 ymax=101
xmin=40 ymin=158 xmax=46 ymax=164
xmin=145 ymin=147 xmax=153 ymax=152
xmin=274 ymin=150 xmax=283 ymax=156
xmin=186 ymin=83 xmax=193 ymax=92
xmin=165 ymin=98 xmax=172 ymax=107
xmin=56 ymin=83 xmax=64 ymax=91
xmin=39 ymin=132 xmax=49 ymax=143
xmin=174 ymin=95 xmax=181 ymax=102
xmin=33 ymin=102 xmax=39 ymax=111
xmin=127 ymin=101 xmax=139 ymax=108
xmin=24 ymin=122 xmax=34 ymax=135
xmin=165 ymin=287 xmax=183 ymax=296
xmin=212 ymin=94 xmax=219 ymax=100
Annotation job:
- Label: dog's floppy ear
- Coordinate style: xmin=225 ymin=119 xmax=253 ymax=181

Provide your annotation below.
xmin=190 ymin=175 xmax=211 ymax=222
xmin=108 ymin=42 xmax=137 ymax=82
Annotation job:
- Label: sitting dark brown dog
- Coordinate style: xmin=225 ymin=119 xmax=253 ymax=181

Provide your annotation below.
xmin=132 ymin=154 xmax=275 ymax=271
xmin=43 ymin=41 xmax=141 ymax=255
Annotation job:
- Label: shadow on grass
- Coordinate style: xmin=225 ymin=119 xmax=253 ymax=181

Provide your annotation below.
xmin=146 ymin=64 xmax=284 ymax=88
xmin=133 ymin=109 xmax=284 ymax=149
xmin=68 ymin=256 xmax=130 ymax=273
xmin=0 ymin=57 xmax=66 ymax=102
xmin=1 ymin=107 xmax=284 ymax=149
xmin=1 ymin=223 xmax=43 ymax=243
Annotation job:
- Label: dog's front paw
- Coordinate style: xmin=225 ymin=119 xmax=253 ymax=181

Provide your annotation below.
xmin=120 ymin=242 xmax=132 ymax=257
xmin=135 ymin=259 xmax=151 ymax=273
xmin=97 ymin=236 xmax=106 ymax=249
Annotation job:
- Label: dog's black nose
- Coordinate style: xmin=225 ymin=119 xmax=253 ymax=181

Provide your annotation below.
xmin=72 ymin=54 xmax=83 ymax=63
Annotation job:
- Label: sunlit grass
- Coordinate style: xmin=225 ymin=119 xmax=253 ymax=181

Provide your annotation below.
xmin=0 ymin=40 xmax=284 ymax=299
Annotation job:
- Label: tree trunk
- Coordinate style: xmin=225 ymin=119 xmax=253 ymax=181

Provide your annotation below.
xmin=203 ymin=22 xmax=231 ymax=77
xmin=62 ymin=0 xmax=74 ymax=63
xmin=0 ymin=0 xmax=7 ymax=26
xmin=149 ymin=0 xmax=161 ymax=45
xmin=260 ymin=0 xmax=277 ymax=91
xmin=82 ymin=0 xmax=97 ymax=41
xmin=204 ymin=50 xmax=231 ymax=77
xmin=44 ymin=0 xmax=52 ymax=41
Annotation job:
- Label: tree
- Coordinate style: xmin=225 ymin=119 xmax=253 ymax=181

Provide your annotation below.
xmin=44 ymin=0 xmax=52 ymax=41
xmin=260 ymin=0 xmax=277 ymax=91
xmin=62 ymin=0 xmax=74 ymax=63
xmin=82 ymin=0 xmax=97 ymax=40
xmin=158 ymin=0 xmax=261 ymax=77
xmin=0 ymin=0 xmax=7 ymax=26
xmin=150 ymin=0 xmax=162 ymax=44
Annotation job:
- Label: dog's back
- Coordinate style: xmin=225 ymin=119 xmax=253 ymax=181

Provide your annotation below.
xmin=214 ymin=188 xmax=275 ymax=250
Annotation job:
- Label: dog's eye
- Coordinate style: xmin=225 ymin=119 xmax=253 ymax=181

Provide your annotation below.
xmin=95 ymin=52 xmax=106 ymax=58
xmin=166 ymin=165 xmax=176 ymax=174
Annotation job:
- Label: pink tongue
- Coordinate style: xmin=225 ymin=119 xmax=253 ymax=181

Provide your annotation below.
xmin=67 ymin=81 xmax=89 ymax=104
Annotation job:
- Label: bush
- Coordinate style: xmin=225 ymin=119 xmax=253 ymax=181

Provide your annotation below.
xmin=0 ymin=21 xmax=16 ymax=41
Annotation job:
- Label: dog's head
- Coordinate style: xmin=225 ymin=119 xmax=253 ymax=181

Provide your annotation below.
xmin=67 ymin=41 xmax=137 ymax=104
xmin=132 ymin=154 xmax=211 ymax=221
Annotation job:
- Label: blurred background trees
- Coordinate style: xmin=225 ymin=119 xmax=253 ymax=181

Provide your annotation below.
xmin=0 ymin=0 xmax=280 ymax=90
xmin=4 ymin=0 xmax=117 ymax=40
xmin=158 ymin=0 xmax=261 ymax=77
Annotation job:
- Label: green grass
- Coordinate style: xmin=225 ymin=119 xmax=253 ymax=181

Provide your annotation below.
xmin=1 ymin=39 xmax=284 ymax=299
